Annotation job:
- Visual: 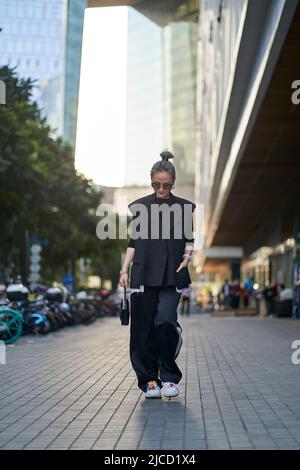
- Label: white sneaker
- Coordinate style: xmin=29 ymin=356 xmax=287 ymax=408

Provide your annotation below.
xmin=161 ymin=382 xmax=180 ymax=398
xmin=145 ymin=381 xmax=161 ymax=399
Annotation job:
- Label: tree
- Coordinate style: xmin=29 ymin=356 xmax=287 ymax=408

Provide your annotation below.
xmin=0 ymin=66 xmax=126 ymax=289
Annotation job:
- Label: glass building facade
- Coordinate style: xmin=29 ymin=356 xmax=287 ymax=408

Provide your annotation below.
xmin=125 ymin=0 xmax=199 ymax=187
xmin=125 ymin=7 xmax=165 ymax=186
xmin=64 ymin=0 xmax=88 ymax=147
xmin=196 ymin=0 xmax=246 ymax=206
xmin=0 ymin=0 xmax=87 ymax=146
xmin=163 ymin=16 xmax=198 ymax=184
xmin=0 ymin=0 xmax=66 ymax=136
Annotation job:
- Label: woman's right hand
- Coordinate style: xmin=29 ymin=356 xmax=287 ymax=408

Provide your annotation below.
xmin=119 ymin=273 xmax=128 ymax=288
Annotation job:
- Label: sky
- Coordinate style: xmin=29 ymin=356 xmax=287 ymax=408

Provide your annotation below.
xmin=75 ymin=7 xmax=128 ymax=187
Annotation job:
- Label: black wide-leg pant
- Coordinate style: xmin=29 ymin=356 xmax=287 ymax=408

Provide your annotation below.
xmin=129 ymin=286 xmax=182 ymax=392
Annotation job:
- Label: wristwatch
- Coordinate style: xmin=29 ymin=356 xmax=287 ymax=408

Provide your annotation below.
xmin=120 ymin=270 xmax=128 ymax=275
xmin=183 ymin=254 xmax=192 ymax=262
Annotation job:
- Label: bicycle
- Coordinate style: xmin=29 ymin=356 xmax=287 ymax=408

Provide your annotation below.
xmin=0 ymin=307 xmax=23 ymax=344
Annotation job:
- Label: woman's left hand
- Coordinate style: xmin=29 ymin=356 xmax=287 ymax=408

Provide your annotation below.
xmin=176 ymin=258 xmax=189 ymax=273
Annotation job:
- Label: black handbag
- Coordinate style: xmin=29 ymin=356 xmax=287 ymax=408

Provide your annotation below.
xmin=120 ymin=286 xmax=130 ymax=325
xmin=175 ymin=267 xmax=191 ymax=289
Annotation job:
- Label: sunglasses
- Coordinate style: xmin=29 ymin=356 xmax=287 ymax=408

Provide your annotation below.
xmin=151 ymin=181 xmax=174 ymax=190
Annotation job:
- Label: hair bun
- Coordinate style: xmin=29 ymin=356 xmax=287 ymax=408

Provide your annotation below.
xmin=160 ymin=150 xmax=174 ymax=162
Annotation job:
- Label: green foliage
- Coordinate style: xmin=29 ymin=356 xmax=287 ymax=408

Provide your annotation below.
xmin=0 ymin=66 xmax=126 ymax=288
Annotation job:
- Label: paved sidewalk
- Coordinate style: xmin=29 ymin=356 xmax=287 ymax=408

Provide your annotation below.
xmin=1 ymin=312 xmax=300 ymax=450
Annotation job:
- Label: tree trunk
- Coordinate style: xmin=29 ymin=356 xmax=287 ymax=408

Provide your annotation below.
xmin=19 ymin=230 xmax=29 ymax=284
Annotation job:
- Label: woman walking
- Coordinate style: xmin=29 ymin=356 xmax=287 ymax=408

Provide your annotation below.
xmin=119 ymin=151 xmax=195 ymax=399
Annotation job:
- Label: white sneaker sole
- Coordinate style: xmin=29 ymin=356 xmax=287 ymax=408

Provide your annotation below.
xmin=145 ymin=393 xmax=161 ymax=399
xmin=162 ymin=392 xmax=179 ymax=398
xmin=162 ymin=388 xmax=180 ymax=398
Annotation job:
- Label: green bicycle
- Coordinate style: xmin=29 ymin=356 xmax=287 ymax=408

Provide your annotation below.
xmin=0 ymin=307 xmax=23 ymax=344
